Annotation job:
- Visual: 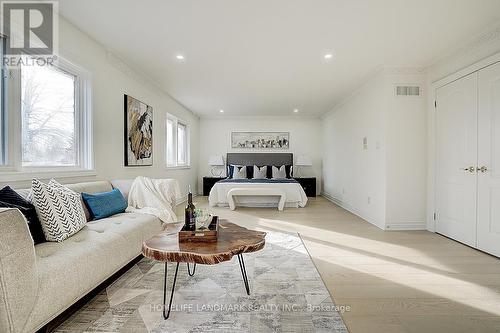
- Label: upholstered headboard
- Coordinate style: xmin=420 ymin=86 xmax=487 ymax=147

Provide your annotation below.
xmin=226 ymin=153 xmax=293 ymax=166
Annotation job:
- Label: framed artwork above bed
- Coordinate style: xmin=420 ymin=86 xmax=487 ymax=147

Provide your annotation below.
xmin=231 ymin=132 xmax=289 ymax=149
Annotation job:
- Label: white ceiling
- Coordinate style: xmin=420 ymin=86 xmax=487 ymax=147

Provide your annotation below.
xmin=59 ymin=0 xmax=500 ymax=117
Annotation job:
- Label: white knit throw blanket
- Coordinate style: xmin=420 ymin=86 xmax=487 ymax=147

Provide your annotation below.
xmin=126 ymin=176 xmax=181 ymax=223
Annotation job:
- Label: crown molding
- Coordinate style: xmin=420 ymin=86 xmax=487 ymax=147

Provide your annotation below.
xmin=382 ymin=66 xmax=427 ymax=75
xmin=427 ymin=21 xmax=500 ymax=81
xmin=200 ymin=115 xmax=321 ymax=121
xmin=321 ymin=65 xmax=427 ymax=119
xmin=105 ymin=50 xmax=196 ymax=116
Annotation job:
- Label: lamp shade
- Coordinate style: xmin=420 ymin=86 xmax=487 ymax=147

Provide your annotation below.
xmin=295 ymin=155 xmax=312 ymax=166
xmin=208 ymin=154 xmax=224 ymax=166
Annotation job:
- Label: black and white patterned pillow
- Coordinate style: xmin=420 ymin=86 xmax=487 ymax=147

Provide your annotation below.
xmin=31 ymin=179 xmax=86 ymax=242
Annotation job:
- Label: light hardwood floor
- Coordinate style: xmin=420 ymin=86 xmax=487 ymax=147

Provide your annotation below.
xmin=185 ymin=196 xmax=500 ymax=333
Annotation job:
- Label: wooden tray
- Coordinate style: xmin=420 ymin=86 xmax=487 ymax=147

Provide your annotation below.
xmin=178 ymin=216 xmax=219 ymax=243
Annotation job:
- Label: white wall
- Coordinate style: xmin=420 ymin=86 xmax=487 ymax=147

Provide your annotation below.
xmin=322 ymin=70 xmax=427 ymax=230
xmin=384 ymin=72 xmax=427 ymax=230
xmin=198 ymin=117 xmax=322 ymax=195
xmin=322 ymin=74 xmax=387 ymax=228
xmin=2 ymin=17 xmax=200 ymax=197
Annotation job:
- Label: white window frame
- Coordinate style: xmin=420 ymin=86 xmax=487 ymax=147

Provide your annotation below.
xmin=0 ymin=56 xmax=94 ymax=181
xmin=166 ymin=113 xmax=190 ymax=169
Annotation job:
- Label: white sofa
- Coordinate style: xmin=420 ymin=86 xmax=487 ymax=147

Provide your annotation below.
xmin=0 ymin=180 xmax=164 ymax=333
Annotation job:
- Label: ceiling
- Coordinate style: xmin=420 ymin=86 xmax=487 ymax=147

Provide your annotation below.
xmin=59 ymin=0 xmax=500 ymax=117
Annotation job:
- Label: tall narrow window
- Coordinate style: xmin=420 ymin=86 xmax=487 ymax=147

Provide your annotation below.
xmin=166 ymin=117 xmax=175 ymax=167
xmin=177 ymin=121 xmax=188 ymax=166
xmin=21 ymin=63 xmax=77 ymax=167
xmin=166 ymin=114 xmax=190 ymax=168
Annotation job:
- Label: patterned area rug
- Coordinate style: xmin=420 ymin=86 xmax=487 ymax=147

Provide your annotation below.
xmin=55 ymin=231 xmax=348 ymax=332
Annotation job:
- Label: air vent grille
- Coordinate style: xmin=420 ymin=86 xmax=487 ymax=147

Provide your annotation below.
xmin=396 ymin=86 xmax=420 ymax=96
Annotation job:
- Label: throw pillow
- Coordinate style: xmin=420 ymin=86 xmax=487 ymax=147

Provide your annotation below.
xmin=227 ymin=164 xmax=243 ymax=178
xmin=272 ymin=165 xmax=287 ymax=179
xmin=31 ymin=179 xmax=87 ymax=242
xmin=232 ymin=165 xmax=247 ymax=179
xmin=253 ymin=165 xmax=268 ymax=179
xmin=81 ymin=189 xmax=127 ymax=220
xmin=0 ymin=186 xmax=46 ymax=244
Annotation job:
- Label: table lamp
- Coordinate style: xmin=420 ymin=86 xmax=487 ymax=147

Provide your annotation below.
xmin=295 ymin=155 xmax=312 ymax=177
xmin=208 ymin=155 xmax=224 ymax=176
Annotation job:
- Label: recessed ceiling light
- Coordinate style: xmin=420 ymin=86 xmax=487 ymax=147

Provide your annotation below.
xmin=175 ymin=54 xmax=185 ymax=60
xmin=293 ymin=109 xmax=299 ymax=113
xmin=324 ymin=53 xmax=333 ymax=60
xmin=219 ymin=109 xmax=224 ymax=113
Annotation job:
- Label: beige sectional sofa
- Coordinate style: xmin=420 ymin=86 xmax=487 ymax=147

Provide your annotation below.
xmin=0 ymin=180 xmax=164 ymax=333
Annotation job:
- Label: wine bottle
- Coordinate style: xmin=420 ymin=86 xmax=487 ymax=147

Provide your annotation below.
xmin=184 ymin=186 xmax=196 ymax=231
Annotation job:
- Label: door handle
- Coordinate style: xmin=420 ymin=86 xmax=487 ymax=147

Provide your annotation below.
xmin=479 ymin=166 xmax=489 ymax=173
xmin=461 ymin=166 xmax=476 ymax=173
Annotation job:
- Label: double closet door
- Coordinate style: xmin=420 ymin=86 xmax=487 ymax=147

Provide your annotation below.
xmin=436 ymin=61 xmax=500 ymax=257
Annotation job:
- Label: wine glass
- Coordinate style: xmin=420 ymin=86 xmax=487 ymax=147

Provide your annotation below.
xmin=195 ymin=209 xmax=212 ymax=230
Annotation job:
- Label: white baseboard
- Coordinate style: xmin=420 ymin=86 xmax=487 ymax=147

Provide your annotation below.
xmin=321 ymin=192 xmax=385 ymax=230
xmin=385 ymin=222 xmax=426 ymax=231
xmin=321 ymin=192 xmax=426 ymax=231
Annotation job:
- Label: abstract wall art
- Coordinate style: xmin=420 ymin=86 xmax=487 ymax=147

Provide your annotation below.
xmin=124 ymin=94 xmax=153 ymax=166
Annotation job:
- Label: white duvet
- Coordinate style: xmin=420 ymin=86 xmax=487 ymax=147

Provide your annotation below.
xmin=208 ymin=181 xmax=308 ymax=208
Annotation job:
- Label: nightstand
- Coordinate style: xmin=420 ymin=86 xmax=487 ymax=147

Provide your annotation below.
xmin=294 ymin=177 xmax=316 ymax=197
xmin=203 ymin=177 xmax=225 ymax=196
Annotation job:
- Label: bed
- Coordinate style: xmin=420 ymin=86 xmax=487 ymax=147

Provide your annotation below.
xmin=208 ymin=153 xmax=308 ymax=209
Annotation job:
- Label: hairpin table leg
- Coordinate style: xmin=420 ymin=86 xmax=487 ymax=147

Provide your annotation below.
xmin=187 ymin=263 xmax=196 ymax=276
xmin=162 ymin=262 xmax=180 ymax=320
xmin=237 ymin=254 xmax=250 ymax=295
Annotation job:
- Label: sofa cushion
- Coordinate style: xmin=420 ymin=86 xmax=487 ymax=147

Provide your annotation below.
xmin=0 ymin=186 xmax=46 ymax=244
xmin=31 ymin=179 xmax=87 ymax=242
xmin=82 ymin=189 xmax=127 ymax=220
xmin=110 ymin=179 xmax=134 ymax=200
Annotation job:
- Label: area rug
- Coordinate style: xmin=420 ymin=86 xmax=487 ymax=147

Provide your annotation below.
xmin=55 ymin=230 xmax=348 ymax=332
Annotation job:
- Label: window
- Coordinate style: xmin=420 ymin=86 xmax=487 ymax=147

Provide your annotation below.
xmin=21 ymin=63 xmax=77 ymax=166
xmin=0 ymin=37 xmax=6 ymax=166
xmin=166 ymin=114 xmax=190 ymax=168
xmin=0 ymin=55 xmax=92 ymax=179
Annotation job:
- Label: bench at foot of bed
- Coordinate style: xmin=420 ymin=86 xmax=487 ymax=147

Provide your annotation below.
xmin=227 ymin=188 xmax=286 ymax=211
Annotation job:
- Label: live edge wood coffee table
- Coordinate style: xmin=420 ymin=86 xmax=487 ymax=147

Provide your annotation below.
xmin=142 ymin=220 xmax=266 ymax=319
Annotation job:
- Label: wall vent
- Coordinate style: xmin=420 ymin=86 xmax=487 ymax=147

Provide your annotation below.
xmin=396 ymin=85 xmax=420 ymax=96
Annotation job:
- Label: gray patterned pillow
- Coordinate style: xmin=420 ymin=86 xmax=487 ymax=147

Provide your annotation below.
xmin=253 ymin=165 xmax=267 ymax=179
xmin=31 ymin=179 xmax=86 ymax=242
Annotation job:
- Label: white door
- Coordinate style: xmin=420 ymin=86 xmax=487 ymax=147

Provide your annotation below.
xmin=436 ymin=73 xmax=478 ymax=247
xmin=477 ymin=61 xmax=500 ymax=257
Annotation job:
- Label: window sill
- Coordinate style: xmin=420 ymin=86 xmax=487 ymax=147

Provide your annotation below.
xmin=0 ymin=168 xmax=97 ymax=182
xmin=166 ymin=166 xmax=191 ymax=170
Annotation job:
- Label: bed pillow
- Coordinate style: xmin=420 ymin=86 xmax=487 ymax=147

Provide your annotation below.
xmin=272 ymin=165 xmax=287 ymax=179
xmin=232 ymin=165 xmax=247 ymax=179
xmin=228 ymin=164 xmax=245 ymax=179
xmin=0 ymin=186 xmax=46 ymax=244
xmin=31 ymin=179 xmax=87 ymax=242
xmin=253 ymin=165 xmax=268 ymax=179
xmin=286 ymin=165 xmax=293 ymax=178
xmin=82 ymin=189 xmax=127 ymax=220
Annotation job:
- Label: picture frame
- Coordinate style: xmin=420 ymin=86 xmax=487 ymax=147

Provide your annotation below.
xmin=124 ymin=94 xmax=153 ymax=166
xmin=231 ymin=132 xmax=290 ymax=149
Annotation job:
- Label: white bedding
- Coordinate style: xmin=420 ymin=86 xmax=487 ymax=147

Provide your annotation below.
xmin=208 ymin=181 xmax=308 ymax=208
